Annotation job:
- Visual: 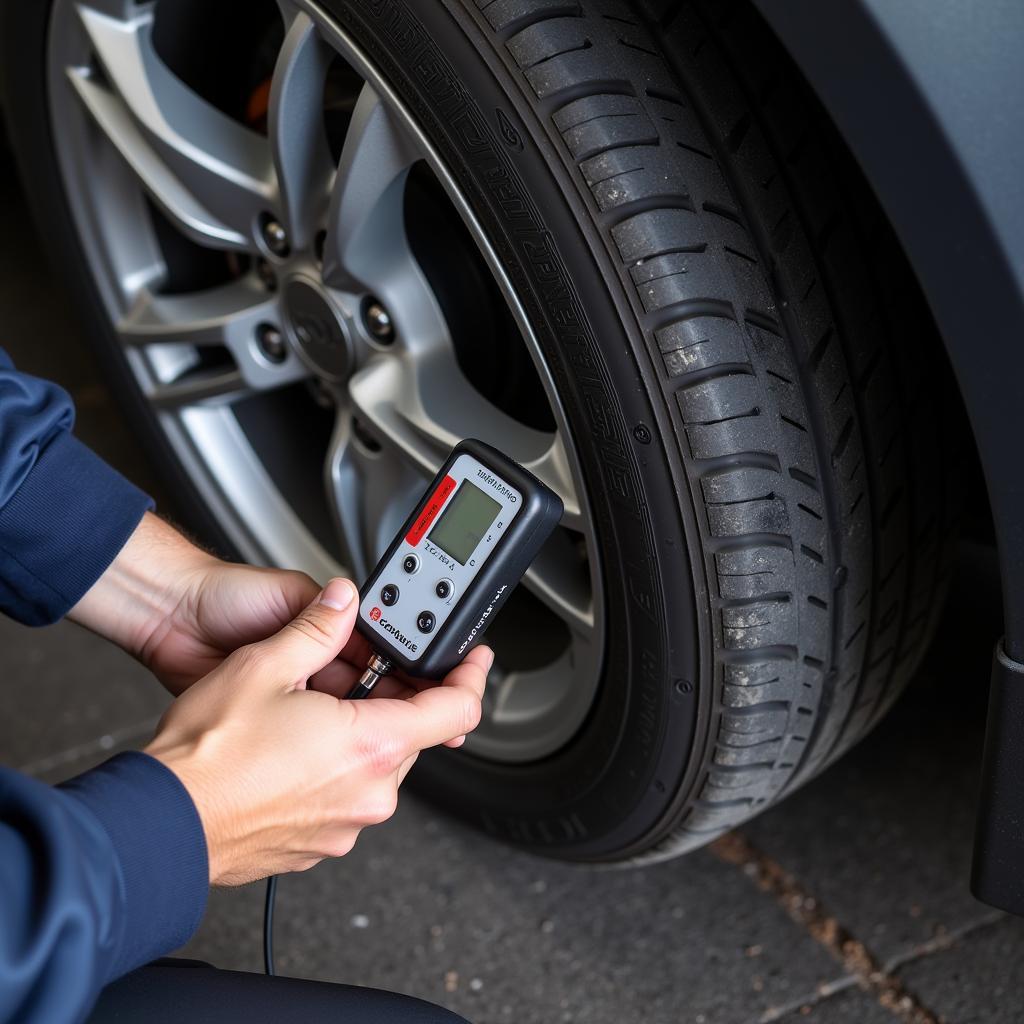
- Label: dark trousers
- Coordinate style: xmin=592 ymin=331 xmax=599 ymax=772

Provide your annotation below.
xmin=88 ymin=959 xmax=470 ymax=1023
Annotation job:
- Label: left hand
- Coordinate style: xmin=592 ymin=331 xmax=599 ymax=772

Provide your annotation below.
xmin=70 ymin=512 xmax=321 ymax=695
xmin=143 ymin=558 xmax=320 ymax=695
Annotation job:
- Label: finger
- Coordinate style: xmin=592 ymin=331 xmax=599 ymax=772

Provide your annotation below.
xmin=317 ymin=643 xmax=493 ymax=702
xmin=439 ymin=650 xmax=491 ymax=748
xmin=371 ymin=646 xmax=493 ymax=699
xmin=311 ymin=660 xmax=429 ymax=701
xmin=334 ymin=640 xmax=432 ymax=693
xmin=335 ymin=631 xmax=432 ymax=692
xmin=358 ymin=645 xmax=494 ymax=753
xmin=386 ymin=665 xmax=437 ymax=694
xmin=333 ymin=638 xmax=437 ymax=695
xmin=250 ymin=578 xmax=358 ymax=687
xmin=368 ymin=676 xmax=419 ymax=701
xmin=309 ymin=662 xmax=421 ymax=701
xmin=438 ymin=648 xmax=493 ymax=750
xmin=250 ymin=567 xmax=320 ymax=624
xmin=441 ymin=645 xmax=493 ymax=702
xmin=272 ymin=569 xmax=322 ymax=622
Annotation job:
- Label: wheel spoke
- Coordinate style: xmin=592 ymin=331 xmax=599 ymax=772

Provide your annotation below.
xmin=521 ymin=432 xmax=584 ymax=530
xmin=74 ymin=4 xmax=273 ymax=250
xmin=324 ymin=412 xmax=424 ymax=580
xmin=324 ymin=414 xmax=368 ymax=579
xmin=118 ymin=280 xmax=309 ymax=393
xmin=321 ymin=82 xmax=421 ymax=293
xmin=268 ymin=12 xmax=334 ymax=249
xmin=148 ymin=368 xmax=249 ymax=410
xmin=272 ymin=0 xmax=306 ymax=30
xmin=520 ymin=533 xmax=596 ymax=640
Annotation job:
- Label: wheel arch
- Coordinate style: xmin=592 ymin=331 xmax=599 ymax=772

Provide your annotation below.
xmin=742 ymin=0 xmax=1024 ymax=659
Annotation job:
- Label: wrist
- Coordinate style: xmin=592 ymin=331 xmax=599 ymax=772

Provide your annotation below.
xmin=68 ymin=511 xmax=219 ymax=659
xmin=145 ymin=737 xmax=231 ymax=885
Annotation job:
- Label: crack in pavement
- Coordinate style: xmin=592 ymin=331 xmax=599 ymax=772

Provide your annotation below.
xmin=712 ymin=832 xmax=945 ymax=1024
xmin=882 ymin=910 xmax=1004 ymax=975
xmin=751 ymin=974 xmax=860 ymax=1023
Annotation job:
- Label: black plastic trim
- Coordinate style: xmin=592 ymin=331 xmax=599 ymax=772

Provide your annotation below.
xmin=972 ymin=643 xmax=1024 ymax=915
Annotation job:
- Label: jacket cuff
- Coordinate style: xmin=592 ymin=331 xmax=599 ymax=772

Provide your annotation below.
xmin=0 ymin=431 xmax=153 ymax=625
xmin=59 ymin=752 xmax=209 ymax=979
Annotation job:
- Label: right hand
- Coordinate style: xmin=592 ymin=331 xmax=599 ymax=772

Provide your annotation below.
xmin=145 ymin=578 xmax=491 ymax=886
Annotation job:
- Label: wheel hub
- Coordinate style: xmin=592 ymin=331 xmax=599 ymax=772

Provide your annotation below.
xmin=281 ymin=275 xmax=355 ymax=383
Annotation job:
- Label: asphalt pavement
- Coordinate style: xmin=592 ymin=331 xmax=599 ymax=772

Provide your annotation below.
xmin=3 ymin=155 xmax=1023 ymax=1024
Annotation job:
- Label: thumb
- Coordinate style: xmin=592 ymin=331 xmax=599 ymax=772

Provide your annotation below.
xmin=253 ymin=577 xmax=358 ymax=686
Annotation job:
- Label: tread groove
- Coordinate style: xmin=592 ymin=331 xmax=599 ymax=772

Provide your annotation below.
xmin=701 ymin=200 xmax=744 ymax=225
xmin=788 ymin=467 xmax=818 ymax=489
xmin=599 ymin=193 xmax=696 ymax=227
xmin=493 ymin=4 xmax=584 ymax=41
xmin=800 ymin=544 xmax=824 ymax=564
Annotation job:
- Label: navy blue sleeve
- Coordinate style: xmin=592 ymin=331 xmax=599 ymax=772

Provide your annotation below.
xmin=0 ymin=753 xmax=209 ymax=1023
xmin=0 ymin=347 xmax=154 ymax=625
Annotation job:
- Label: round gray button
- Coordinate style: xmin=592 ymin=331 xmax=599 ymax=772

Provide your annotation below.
xmin=402 ymin=554 xmax=419 ymax=574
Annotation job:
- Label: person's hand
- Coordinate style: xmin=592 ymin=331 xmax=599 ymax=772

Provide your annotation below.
xmin=141 ymin=552 xmax=321 ymax=696
xmin=70 ymin=512 xmax=321 ymax=694
xmin=145 ymin=577 xmax=492 ymax=885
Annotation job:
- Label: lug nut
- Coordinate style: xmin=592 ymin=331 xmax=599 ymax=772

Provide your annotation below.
xmin=256 ymin=323 xmax=287 ymax=364
xmin=259 ymin=214 xmax=290 ymax=257
xmin=363 ymin=299 xmax=395 ymax=344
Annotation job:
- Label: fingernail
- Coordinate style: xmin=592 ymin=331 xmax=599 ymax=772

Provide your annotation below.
xmin=319 ymin=578 xmax=355 ymax=611
xmin=483 ymin=647 xmax=496 ymax=672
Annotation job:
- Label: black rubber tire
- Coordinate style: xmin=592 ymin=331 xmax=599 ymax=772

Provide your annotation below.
xmin=320 ymin=0 xmax=959 ymax=859
xmin=4 ymin=0 xmax=958 ymax=861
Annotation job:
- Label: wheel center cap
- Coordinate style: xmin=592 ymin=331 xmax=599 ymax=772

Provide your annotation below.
xmin=282 ymin=276 xmax=354 ymax=383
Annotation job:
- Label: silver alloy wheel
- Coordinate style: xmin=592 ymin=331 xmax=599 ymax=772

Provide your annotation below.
xmin=47 ymin=0 xmax=604 ymax=761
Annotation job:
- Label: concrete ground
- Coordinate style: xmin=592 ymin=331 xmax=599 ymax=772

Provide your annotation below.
xmin=3 ymin=156 xmax=1023 ymax=1024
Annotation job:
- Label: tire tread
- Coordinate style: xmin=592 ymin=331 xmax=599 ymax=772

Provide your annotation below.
xmin=473 ymin=0 xmax=956 ymax=853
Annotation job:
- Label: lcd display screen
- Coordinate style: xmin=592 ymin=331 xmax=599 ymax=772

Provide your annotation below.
xmin=428 ymin=481 xmax=501 ymax=565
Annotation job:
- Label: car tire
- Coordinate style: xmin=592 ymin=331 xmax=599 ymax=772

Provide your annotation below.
xmin=3 ymin=0 xmax=959 ymax=861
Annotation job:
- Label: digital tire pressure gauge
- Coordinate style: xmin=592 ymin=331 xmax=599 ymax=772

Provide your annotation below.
xmin=346 ymin=438 xmax=563 ymax=697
